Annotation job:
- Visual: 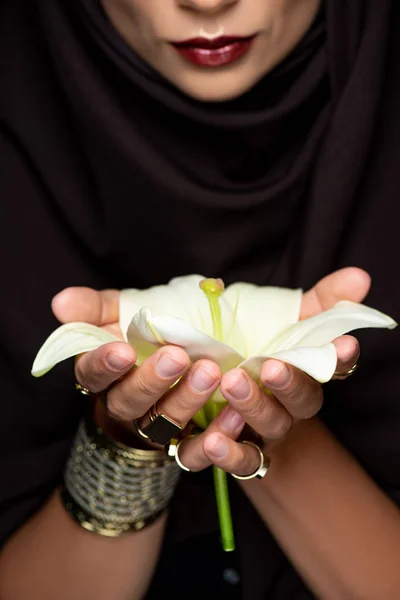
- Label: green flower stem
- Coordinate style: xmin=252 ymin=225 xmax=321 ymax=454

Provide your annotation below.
xmin=209 ymin=394 xmax=235 ymax=552
xmin=199 ymin=278 xmax=235 ymax=552
xmin=213 ymin=465 xmax=235 ymax=552
xmin=194 ymin=407 xmax=208 ymax=430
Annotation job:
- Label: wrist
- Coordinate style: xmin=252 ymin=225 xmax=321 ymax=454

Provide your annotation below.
xmin=62 ymin=412 xmax=181 ymax=536
xmin=248 ymin=419 xmax=325 ymax=502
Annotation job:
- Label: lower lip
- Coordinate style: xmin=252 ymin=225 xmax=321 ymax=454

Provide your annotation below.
xmin=172 ymin=37 xmax=255 ymax=68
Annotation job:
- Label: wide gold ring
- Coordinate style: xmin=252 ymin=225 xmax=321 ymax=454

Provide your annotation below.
xmin=334 ymin=360 xmax=359 ymax=380
xmin=135 ymin=401 xmax=185 ymax=446
xmin=231 ymin=441 xmax=270 ymax=481
xmin=167 ymin=435 xmax=196 ymax=472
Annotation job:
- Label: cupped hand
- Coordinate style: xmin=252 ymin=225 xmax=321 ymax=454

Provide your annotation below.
xmin=52 ymin=288 xmax=221 ymax=443
xmin=177 ymin=267 xmax=371 ymax=477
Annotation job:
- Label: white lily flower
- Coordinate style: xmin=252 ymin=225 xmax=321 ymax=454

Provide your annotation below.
xmin=32 ymin=274 xmax=396 ymax=391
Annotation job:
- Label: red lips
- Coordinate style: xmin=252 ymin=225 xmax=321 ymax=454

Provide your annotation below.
xmin=171 ymin=36 xmax=256 ymax=68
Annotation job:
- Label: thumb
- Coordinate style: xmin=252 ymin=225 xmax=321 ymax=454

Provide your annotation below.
xmin=51 ymin=287 xmax=120 ymax=326
xmin=300 ymin=267 xmax=371 ymax=319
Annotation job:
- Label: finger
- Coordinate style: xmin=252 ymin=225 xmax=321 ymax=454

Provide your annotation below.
xmin=220 ymin=369 xmax=293 ymax=439
xmin=52 ymin=287 xmax=120 ymax=325
xmin=173 ymin=405 xmax=246 ymax=472
xmin=106 ymin=346 xmax=190 ymax=422
xmin=75 ymin=342 xmax=136 ymax=393
xmin=333 ymin=335 xmax=360 ymax=379
xmin=300 ymin=267 xmax=371 ymax=319
xmin=260 ymin=359 xmax=323 ymax=421
xmin=203 ymin=433 xmax=262 ymax=478
xmin=152 ymin=359 xmax=221 ymax=427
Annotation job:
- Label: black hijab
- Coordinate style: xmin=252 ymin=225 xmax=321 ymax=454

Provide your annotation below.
xmin=29 ymin=0 xmax=388 ymax=288
xmin=1 ymin=1 xmax=399 ymax=599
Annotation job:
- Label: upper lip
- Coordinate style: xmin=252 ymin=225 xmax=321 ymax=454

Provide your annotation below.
xmin=171 ymin=36 xmax=254 ymax=50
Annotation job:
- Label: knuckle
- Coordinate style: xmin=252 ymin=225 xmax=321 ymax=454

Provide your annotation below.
xmin=301 ymin=394 xmax=324 ymax=419
xmin=106 ymin=393 xmax=132 ymax=422
xmin=245 ymin=396 xmax=268 ymax=421
xmin=170 ymin=393 xmax=190 ymax=414
xmin=267 ymin=415 xmax=292 ymax=439
xmin=134 ymin=373 xmax=162 ymax=399
xmin=168 ymin=388 xmax=199 ymax=415
xmin=90 ymin=359 xmax=108 ymax=383
xmin=286 ymin=378 xmax=323 ymax=419
xmin=287 ymin=380 xmax=306 ymax=403
xmin=75 ymin=352 xmax=106 ymax=389
xmin=181 ymin=438 xmax=208 ymax=473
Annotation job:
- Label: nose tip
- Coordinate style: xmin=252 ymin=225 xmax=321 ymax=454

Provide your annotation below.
xmin=178 ymin=0 xmax=238 ymax=14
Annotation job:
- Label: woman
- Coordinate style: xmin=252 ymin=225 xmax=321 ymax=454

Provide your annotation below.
xmin=0 ymin=0 xmax=399 ymax=598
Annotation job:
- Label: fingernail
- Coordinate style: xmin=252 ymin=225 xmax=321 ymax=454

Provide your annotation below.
xmin=189 ymin=366 xmax=218 ymax=393
xmin=156 ymin=353 xmax=186 ymax=378
xmin=208 ymin=436 xmax=228 ymax=459
xmin=220 ymin=407 xmax=244 ymax=433
xmin=227 ymin=371 xmax=251 ymax=400
xmin=106 ymin=353 xmax=132 ymax=371
xmin=264 ymin=362 xmax=290 ymax=389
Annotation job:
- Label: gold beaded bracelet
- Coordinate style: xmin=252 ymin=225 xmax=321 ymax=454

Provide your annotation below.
xmin=61 ymin=415 xmax=181 ymax=536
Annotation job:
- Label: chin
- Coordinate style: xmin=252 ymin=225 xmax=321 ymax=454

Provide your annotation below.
xmin=170 ymin=69 xmax=262 ymax=103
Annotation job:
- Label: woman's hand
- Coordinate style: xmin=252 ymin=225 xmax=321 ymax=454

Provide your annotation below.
xmin=52 ymin=288 xmax=221 ymax=444
xmin=177 ymin=267 xmax=371 ymax=475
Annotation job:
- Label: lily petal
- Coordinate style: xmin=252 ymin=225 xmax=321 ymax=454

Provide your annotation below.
xmin=266 ymin=301 xmax=397 ymax=353
xmin=31 ymin=323 xmax=120 ymax=377
xmin=127 ymin=308 xmax=244 ymax=373
xmin=240 ymin=343 xmax=338 ymax=384
xmin=120 ymin=275 xmax=215 ymax=339
xmin=223 ymin=283 xmax=303 ymax=356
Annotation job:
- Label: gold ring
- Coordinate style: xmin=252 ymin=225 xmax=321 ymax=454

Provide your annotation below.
xmin=75 ymin=383 xmax=91 ymax=396
xmin=231 ymin=441 xmax=270 ymax=481
xmin=148 ymin=402 xmax=159 ymax=423
xmin=167 ymin=435 xmax=196 ymax=472
xmin=133 ymin=418 xmax=151 ymax=441
xmin=334 ymin=360 xmax=359 ymax=380
xmin=137 ymin=402 xmax=185 ymax=447
xmin=133 ymin=405 xmax=160 ymax=441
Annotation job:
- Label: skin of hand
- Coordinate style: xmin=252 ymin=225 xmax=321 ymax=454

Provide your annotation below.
xmin=52 ymin=267 xmax=370 ymax=475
